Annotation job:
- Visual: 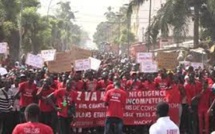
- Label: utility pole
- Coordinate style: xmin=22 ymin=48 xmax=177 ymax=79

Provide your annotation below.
xmin=193 ymin=0 xmax=200 ymax=47
xmin=19 ymin=0 xmax=23 ymax=59
xmin=147 ymin=0 xmax=152 ymax=52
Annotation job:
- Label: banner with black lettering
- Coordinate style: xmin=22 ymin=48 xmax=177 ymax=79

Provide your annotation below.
xmin=72 ymin=90 xmax=179 ymax=128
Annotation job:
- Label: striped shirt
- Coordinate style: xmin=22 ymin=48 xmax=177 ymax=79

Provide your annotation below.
xmin=0 ymin=88 xmax=13 ymax=113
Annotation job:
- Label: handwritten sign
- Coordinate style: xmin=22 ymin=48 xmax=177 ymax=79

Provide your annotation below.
xmin=140 ymin=62 xmax=158 ymax=73
xmin=157 ymin=52 xmax=179 ymax=70
xmin=0 ymin=42 xmax=8 ymax=54
xmin=41 ymin=49 xmax=56 ymax=61
xmin=136 ymin=52 xmax=153 ymax=63
xmin=25 ymin=53 xmax=44 ymax=68
xmin=74 ymin=59 xmax=90 ymax=71
xmin=47 ymin=52 xmax=72 ymax=73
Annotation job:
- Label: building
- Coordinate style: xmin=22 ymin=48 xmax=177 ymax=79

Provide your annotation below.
xmin=130 ymin=0 xmax=194 ymax=48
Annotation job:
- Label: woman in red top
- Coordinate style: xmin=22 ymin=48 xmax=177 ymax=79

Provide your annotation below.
xmin=36 ymin=79 xmax=55 ymax=130
xmin=47 ymin=79 xmax=77 ymax=134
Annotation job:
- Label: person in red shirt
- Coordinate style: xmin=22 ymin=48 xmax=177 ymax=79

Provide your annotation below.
xmin=97 ymin=72 xmax=112 ymax=91
xmin=197 ymin=80 xmax=211 ymax=134
xmin=126 ymin=72 xmax=143 ymax=90
xmin=36 ymin=78 xmax=55 ymax=130
xmin=106 ymin=76 xmax=125 ymax=92
xmin=12 ymin=103 xmax=53 ymax=134
xmin=47 ymin=79 xmax=77 ymax=134
xmin=15 ymin=74 xmax=38 ymax=122
xmin=85 ymin=71 xmax=98 ymax=91
xmin=103 ymin=79 xmax=127 ymax=134
xmin=143 ymin=74 xmax=156 ymax=90
xmin=154 ymin=71 xmax=170 ymax=90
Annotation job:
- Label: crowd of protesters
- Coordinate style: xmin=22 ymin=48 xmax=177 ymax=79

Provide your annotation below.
xmin=0 ymin=52 xmax=215 ymax=134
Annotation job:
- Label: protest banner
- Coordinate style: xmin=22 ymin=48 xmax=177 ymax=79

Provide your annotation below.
xmin=89 ymin=57 xmax=101 ymax=71
xmin=74 ymin=59 xmax=91 ymax=71
xmin=73 ymin=90 xmax=179 ymax=128
xmin=25 ymin=53 xmax=44 ymax=68
xmin=191 ymin=62 xmax=203 ymax=69
xmin=70 ymin=45 xmax=92 ymax=60
xmin=41 ymin=49 xmax=56 ymax=61
xmin=136 ymin=52 xmax=153 ymax=64
xmin=157 ymin=52 xmax=179 ymax=70
xmin=140 ymin=62 xmax=158 ymax=73
xmin=47 ymin=52 xmax=72 ymax=73
xmin=0 ymin=42 xmax=8 ymax=54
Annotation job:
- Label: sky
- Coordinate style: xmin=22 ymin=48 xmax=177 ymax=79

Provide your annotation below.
xmin=39 ymin=0 xmax=129 ymax=39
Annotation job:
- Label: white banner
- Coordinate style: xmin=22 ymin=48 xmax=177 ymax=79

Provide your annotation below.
xmin=136 ymin=52 xmax=153 ymax=63
xmin=0 ymin=42 xmax=8 ymax=54
xmin=191 ymin=62 xmax=203 ymax=69
xmin=140 ymin=62 xmax=158 ymax=73
xmin=74 ymin=59 xmax=90 ymax=71
xmin=25 ymin=53 xmax=44 ymax=68
xmin=41 ymin=49 xmax=56 ymax=61
xmin=89 ymin=57 xmax=101 ymax=71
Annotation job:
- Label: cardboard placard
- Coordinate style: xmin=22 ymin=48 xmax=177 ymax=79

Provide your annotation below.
xmin=136 ymin=52 xmax=153 ymax=63
xmin=47 ymin=52 xmax=72 ymax=73
xmin=74 ymin=59 xmax=90 ymax=71
xmin=25 ymin=53 xmax=44 ymax=68
xmin=41 ymin=49 xmax=56 ymax=61
xmin=70 ymin=45 xmax=92 ymax=60
xmin=157 ymin=52 xmax=179 ymax=70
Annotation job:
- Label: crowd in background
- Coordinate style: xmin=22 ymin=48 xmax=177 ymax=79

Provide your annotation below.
xmin=0 ymin=52 xmax=215 ymax=134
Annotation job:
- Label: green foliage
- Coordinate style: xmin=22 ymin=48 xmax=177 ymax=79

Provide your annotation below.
xmin=0 ymin=0 xmax=88 ymax=60
xmin=93 ymin=6 xmax=136 ymax=48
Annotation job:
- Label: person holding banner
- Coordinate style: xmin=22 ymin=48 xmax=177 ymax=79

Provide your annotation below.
xmin=103 ymin=79 xmax=127 ymax=134
xmin=47 ymin=79 xmax=77 ymax=134
xmin=149 ymin=102 xmax=179 ymax=134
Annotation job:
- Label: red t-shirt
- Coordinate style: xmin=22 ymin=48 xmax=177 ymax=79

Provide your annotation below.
xmin=143 ymin=81 xmax=156 ymax=90
xmin=86 ymin=79 xmax=98 ymax=91
xmin=126 ymin=80 xmax=143 ymax=90
xmin=104 ymin=88 xmax=127 ymax=119
xmin=12 ymin=122 xmax=53 ymax=134
xmin=75 ymin=80 xmax=84 ymax=91
xmin=97 ymin=80 xmax=113 ymax=90
xmin=184 ymin=81 xmax=202 ymax=105
xmin=37 ymin=88 xmax=55 ymax=112
xmin=19 ymin=82 xmax=38 ymax=107
xmin=165 ymin=84 xmax=182 ymax=104
xmin=154 ymin=76 xmax=169 ymax=90
xmin=53 ymin=89 xmax=77 ymax=117
xmin=198 ymin=89 xmax=211 ymax=110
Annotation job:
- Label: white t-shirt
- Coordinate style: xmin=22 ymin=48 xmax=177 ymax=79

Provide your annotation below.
xmin=149 ymin=117 xmax=179 ymax=134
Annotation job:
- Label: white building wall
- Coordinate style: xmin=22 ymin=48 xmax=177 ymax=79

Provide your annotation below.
xmin=131 ymin=0 xmax=194 ymax=42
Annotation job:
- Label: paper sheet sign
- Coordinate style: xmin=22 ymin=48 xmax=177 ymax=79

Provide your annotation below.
xmin=140 ymin=62 xmax=158 ymax=73
xmin=0 ymin=42 xmax=8 ymax=54
xmin=89 ymin=57 xmax=101 ymax=71
xmin=25 ymin=53 xmax=44 ymax=68
xmin=136 ymin=52 xmax=153 ymax=63
xmin=74 ymin=59 xmax=90 ymax=71
xmin=41 ymin=49 xmax=56 ymax=61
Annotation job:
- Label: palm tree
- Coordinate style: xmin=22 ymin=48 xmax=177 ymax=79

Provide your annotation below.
xmin=127 ymin=0 xmax=215 ymax=48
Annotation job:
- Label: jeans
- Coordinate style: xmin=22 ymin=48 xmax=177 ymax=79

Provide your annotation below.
xmin=58 ymin=116 xmax=72 ymax=134
xmin=104 ymin=117 xmax=123 ymax=134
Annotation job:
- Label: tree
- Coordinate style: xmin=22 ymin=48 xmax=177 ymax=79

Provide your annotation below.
xmin=94 ymin=6 xmax=136 ymax=51
xmin=127 ymin=0 xmax=215 ymax=48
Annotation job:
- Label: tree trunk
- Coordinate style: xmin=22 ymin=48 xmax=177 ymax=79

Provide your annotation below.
xmin=9 ymin=30 xmax=20 ymax=62
xmin=193 ymin=1 xmax=200 ymax=47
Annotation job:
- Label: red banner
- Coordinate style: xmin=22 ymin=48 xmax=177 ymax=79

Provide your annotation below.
xmin=72 ymin=90 xmax=180 ymax=128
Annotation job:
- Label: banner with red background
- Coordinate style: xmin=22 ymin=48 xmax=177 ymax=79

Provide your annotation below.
xmin=72 ymin=90 xmax=179 ymax=128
